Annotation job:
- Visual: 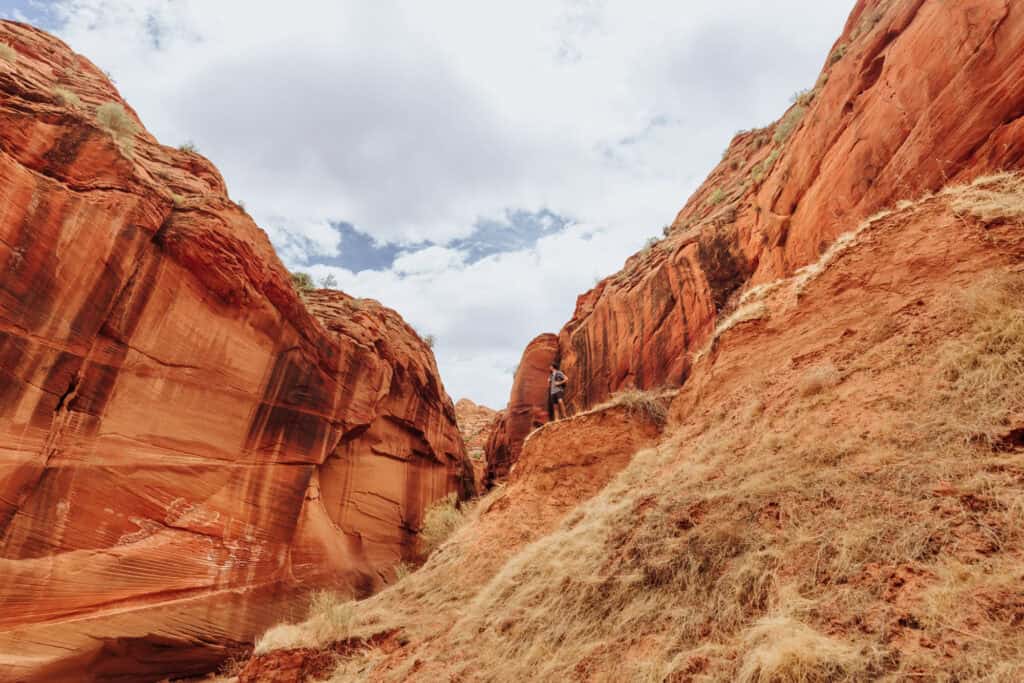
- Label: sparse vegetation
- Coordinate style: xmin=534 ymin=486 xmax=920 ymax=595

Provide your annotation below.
xmin=949 ymin=172 xmax=1024 ymax=224
xmin=0 ymin=43 xmax=15 ymax=62
xmin=774 ymin=105 xmax=807 ymax=144
xmin=53 ymin=87 xmax=81 ymax=108
xmin=95 ymin=102 xmax=138 ymax=152
xmin=829 ymin=43 xmax=848 ymax=65
xmin=319 ymin=273 xmax=339 ymax=289
xmin=707 ymin=187 xmax=727 ymax=206
xmin=661 ymin=224 xmax=672 ymax=237
xmin=851 ymin=2 xmax=892 ymax=40
xmin=751 ymin=128 xmax=772 ymax=149
xmin=257 ymin=590 xmax=354 ymax=654
xmin=932 ymin=272 xmax=1024 ymax=447
xmin=641 ymin=236 xmax=660 ymax=254
xmin=790 ymin=88 xmax=816 ymax=107
xmin=290 ymin=271 xmax=315 ymax=294
xmin=420 ymin=493 xmax=465 ymax=555
xmin=591 ymin=388 xmax=669 ymax=425
xmin=178 ymin=140 xmax=198 ymax=153
xmin=171 ymin=193 xmax=184 ymax=208
xmin=750 ymin=148 xmax=781 ymax=183
xmin=423 ymin=334 xmax=436 ymax=349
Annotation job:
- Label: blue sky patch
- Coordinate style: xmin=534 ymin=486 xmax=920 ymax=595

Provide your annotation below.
xmin=313 ymin=210 xmax=571 ymax=273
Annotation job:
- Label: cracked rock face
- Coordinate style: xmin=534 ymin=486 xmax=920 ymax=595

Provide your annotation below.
xmin=0 ymin=21 xmax=472 ymax=682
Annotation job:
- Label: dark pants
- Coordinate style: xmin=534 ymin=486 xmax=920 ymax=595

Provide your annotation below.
xmin=551 ymin=392 xmax=565 ymax=419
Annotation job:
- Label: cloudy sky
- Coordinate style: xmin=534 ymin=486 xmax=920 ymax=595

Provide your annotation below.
xmin=2 ymin=0 xmax=853 ymax=407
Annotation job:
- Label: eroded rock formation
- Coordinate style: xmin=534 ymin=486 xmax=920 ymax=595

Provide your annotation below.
xmin=489 ymin=0 xmax=1024 ymax=471
xmin=483 ymin=333 xmax=557 ymax=486
xmin=0 ymin=21 xmax=471 ymax=682
xmin=454 ymin=398 xmax=497 ymax=491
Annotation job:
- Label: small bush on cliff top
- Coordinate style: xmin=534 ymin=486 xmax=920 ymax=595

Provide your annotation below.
xmin=0 ymin=43 xmax=15 ymax=62
xmin=290 ymin=271 xmax=315 ymax=294
xmin=178 ymin=140 xmax=198 ymax=153
xmin=95 ymin=102 xmax=138 ymax=152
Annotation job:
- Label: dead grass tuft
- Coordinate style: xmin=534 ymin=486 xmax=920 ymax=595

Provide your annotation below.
xmin=53 ymin=87 xmax=81 ymax=108
xmin=590 ymin=388 xmax=669 ymax=425
xmin=256 ymin=591 xmax=355 ymax=654
xmin=949 ymin=173 xmax=1024 ymax=224
xmin=95 ymin=102 xmax=138 ymax=153
xmin=737 ymin=616 xmax=872 ymax=682
xmin=420 ymin=493 xmax=466 ymax=555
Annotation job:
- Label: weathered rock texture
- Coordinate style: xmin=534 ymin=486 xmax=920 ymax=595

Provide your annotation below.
xmin=454 ymin=399 xmax=497 ymax=492
xmin=483 ymin=333 xmax=557 ymax=486
xmin=490 ymin=0 xmax=1024 ymax=469
xmin=0 ymin=21 xmax=471 ymax=682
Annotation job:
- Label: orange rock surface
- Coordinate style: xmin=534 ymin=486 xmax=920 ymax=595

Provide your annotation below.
xmin=483 ymin=333 xmax=557 ymax=486
xmin=491 ymin=0 xmax=1024 ymax=468
xmin=454 ymin=399 xmax=497 ymax=492
xmin=0 ymin=21 xmax=471 ymax=682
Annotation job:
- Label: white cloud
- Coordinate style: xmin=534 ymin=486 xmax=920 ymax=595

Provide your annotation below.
xmin=38 ymin=0 xmax=854 ymax=406
xmin=393 ymin=247 xmax=466 ymax=276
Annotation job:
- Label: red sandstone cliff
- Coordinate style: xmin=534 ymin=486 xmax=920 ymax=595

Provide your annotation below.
xmin=488 ymin=0 xmax=1024 ymax=475
xmin=483 ymin=333 xmax=557 ymax=487
xmin=0 ymin=21 xmax=471 ymax=682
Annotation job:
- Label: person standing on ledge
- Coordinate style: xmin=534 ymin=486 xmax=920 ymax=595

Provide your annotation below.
xmin=549 ymin=364 xmax=569 ymax=420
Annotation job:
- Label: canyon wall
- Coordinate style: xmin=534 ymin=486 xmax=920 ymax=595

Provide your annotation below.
xmin=0 ymin=21 xmax=471 ymax=682
xmin=483 ymin=333 xmax=557 ymax=486
xmin=454 ymin=398 xmax=497 ymax=491
xmin=487 ymin=0 xmax=1024 ymax=476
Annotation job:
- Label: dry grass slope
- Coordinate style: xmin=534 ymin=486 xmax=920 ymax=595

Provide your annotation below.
xmin=248 ymin=177 xmax=1024 ymax=682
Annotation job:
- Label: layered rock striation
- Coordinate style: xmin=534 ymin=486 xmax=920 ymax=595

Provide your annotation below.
xmin=488 ymin=0 xmax=1024 ymax=476
xmin=0 ymin=21 xmax=471 ymax=682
